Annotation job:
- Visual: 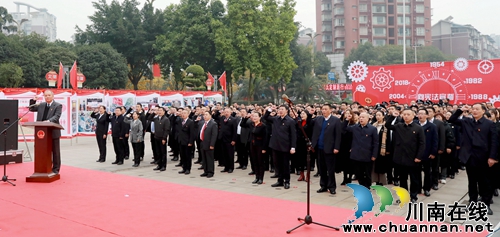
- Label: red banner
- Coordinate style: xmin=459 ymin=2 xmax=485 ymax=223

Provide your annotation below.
xmin=350 ymin=59 xmax=500 ymax=106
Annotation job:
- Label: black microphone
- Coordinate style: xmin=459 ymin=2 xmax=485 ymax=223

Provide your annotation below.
xmin=27 ymin=104 xmax=37 ymax=108
xmin=282 ymin=94 xmax=293 ymax=105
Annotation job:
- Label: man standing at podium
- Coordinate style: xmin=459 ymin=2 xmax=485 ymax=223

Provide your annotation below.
xmin=29 ymin=90 xmax=62 ymax=174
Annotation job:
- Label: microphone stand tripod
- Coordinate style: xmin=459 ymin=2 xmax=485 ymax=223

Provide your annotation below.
xmin=0 ymin=109 xmax=30 ymax=186
xmin=285 ymin=103 xmax=339 ymax=234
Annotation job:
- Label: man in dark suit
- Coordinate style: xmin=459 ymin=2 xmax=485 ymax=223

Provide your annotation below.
xmin=110 ymin=107 xmax=126 ymax=165
xmin=264 ymin=105 xmax=297 ymax=190
xmin=417 ymin=108 xmax=438 ymax=197
xmin=90 ymin=105 xmax=109 ymax=162
xmin=344 ymin=112 xmax=379 ymax=190
xmin=386 ymin=105 xmax=402 ymax=186
xmin=311 ymin=104 xmax=342 ymax=194
xmin=168 ymin=107 xmax=180 ymax=161
xmin=427 ymin=107 xmax=446 ymax=190
xmin=29 ymin=90 xmax=62 ymax=174
xmin=236 ymin=109 xmax=252 ymax=170
xmin=153 ymin=107 xmax=171 ymax=171
xmin=199 ymin=111 xmax=218 ymax=178
xmin=177 ymin=110 xmax=196 ymax=175
xmin=121 ymin=106 xmax=131 ymax=160
xmin=146 ymin=107 xmax=159 ymax=164
xmin=449 ymin=104 xmax=498 ymax=215
xmin=386 ymin=108 xmax=425 ymax=203
xmin=218 ymin=108 xmax=238 ymax=173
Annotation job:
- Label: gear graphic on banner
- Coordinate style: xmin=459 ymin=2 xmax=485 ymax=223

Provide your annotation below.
xmin=347 ymin=61 xmax=368 ymax=83
xmin=478 ymin=60 xmax=494 ymax=74
xmin=489 ymin=95 xmax=500 ymax=105
xmin=355 ymin=85 xmax=366 ymax=92
xmin=370 ymin=68 xmax=394 ymax=92
xmin=453 ymin=58 xmax=468 ymax=71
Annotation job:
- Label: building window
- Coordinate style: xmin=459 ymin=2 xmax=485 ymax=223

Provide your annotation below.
xmin=397 ymin=5 xmax=410 ymax=14
xmin=322 ymin=44 xmax=333 ymax=53
xmin=415 ymin=5 xmax=424 ymax=13
xmin=335 ymin=18 xmax=344 ymax=26
xmin=322 ymin=24 xmax=332 ymax=32
xmin=373 ymin=16 xmax=386 ymax=25
xmin=374 ymin=39 xmax=386 ymax=46
xmin=321 ymin=3 xmax=332 ymax=11
xmin=416 ymin=16 xmax=424 ymax=24
xmin=360 ymin=27 xmax=368 ymax=35
xmin=398 ymin=27 xmax=411 ymax=36
xmin=374 ymin=27 xmax=386 ymax=36
xmin=335 ymin=7 xmax=344 ymax=15
xmin=322 ymin=12 xmax=332 ymax=21
xmin=323 ymin=35 xmax=332 ymax=42
xmin=335 ymin=40 xmax=345 ymax=48
xmin=359 ymin=4 xmax=368 ymax=12
xmin=398 ymin=39 xmax=411 ymax=45
xmin=416 ymin=27 xmax=425 ymax=36
xmin=415 ymin=0 xmax=424 ymax=1
xmin=397 ymin=16 xmax=410 ymax=25
xmin=373 ymin=4 xmax=386 ymax=13
xmin=360 ymin=38 xmax=369 ymax=45
xmin=417 ymin=38 xmax=425 ymax=45
xmin=397 ymin=0 xmax=410 ymax=2
xmin=359 ymin=15 xmax=368 ymax=23
xmin=334 ymin=29 xmax=345 ymax=37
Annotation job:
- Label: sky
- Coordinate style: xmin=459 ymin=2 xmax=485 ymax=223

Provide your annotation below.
xmin=3 ymin=0 xmax=500 ymax=42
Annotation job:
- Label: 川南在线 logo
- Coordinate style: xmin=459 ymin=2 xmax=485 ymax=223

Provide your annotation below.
xmin=346 ymin=183 xmax=410 ymax=224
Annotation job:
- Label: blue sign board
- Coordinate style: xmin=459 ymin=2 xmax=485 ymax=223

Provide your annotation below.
xmin=328 ymin=72 xmax=336 ymax=81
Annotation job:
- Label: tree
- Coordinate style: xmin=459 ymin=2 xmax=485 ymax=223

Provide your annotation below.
xmin=286 ymin=75 xmax=326 ymax=103
xmin=235 ymin=77 xmax=273 ymax=101
xmin=0 ymin=62 xmax=24 ymax=87
xmin=38 ymin=46 xmax=78 ymax=87
xmin=0 ymin=7 xmax=14 ymax=32
xmin=75 ymin=0 xmax=164 ymax=90
xmin=315 ymin=51 xmax=331 ymax=75
xmin=0 ymin=34 xmax=42 ymax=87
xmin=74 ymin=43 xmax=129 ymax=89
xmin=155 ymin=0 xmax=222 ymax=91
xmin=184 ymin=65 xmax=206 ymax=90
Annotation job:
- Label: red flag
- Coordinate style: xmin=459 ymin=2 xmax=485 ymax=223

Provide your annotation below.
xmin=219 ymin=71 xmax=226 ymax=92
xmin=56 ymin=62 xmax=64 ymax=89
xmin=207 ymin=72 xmax=215 ymax=84
xmin=69 ymin=61 xmax=77 ymax=89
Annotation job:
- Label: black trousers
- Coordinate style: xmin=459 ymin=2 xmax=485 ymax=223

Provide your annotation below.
xmin=318 ymin=149 xmax=336 ymax=191
xmin=273 ymin=150 xmax=291 ymax=184
xmin=154 ymin=138 xmax=167 ymax=168
xmin=386 ymin=154 xmax=399 ymax=182
xmin=196 ymin=139 xmax=202 ymax=163
xmin=52 ymin=138 xmax=61 ymax=173
xmin=131 ymin=142 xmax=142 ymax=164
xmin=170 ymin=140 xmax=179 ymax=157
xmin=123 ymin=136 xmax=130 ymax=157
xmin=202 ymin=149 xmax=215 ymax=175
xmin=150 ymin=133 xmax=158 ymax=161
xmin=112 ymin=137 xmax=125 ymax=163
xmin=431 ymin=155 xmax=440 ymax=186
xmin=236 ymin=140 xmax=249 ymax=167
xmin=96 ymin=133 xmax=106 ymax=161
xmin=397 ymin=164 xmax=421 ymax=200
xmin=466 ymin=163 xmax=493 ymax=206
xmin=222 ymin=142 xmax=235 ymax=171
xmin=353 ymin=160 xmax=372 ymax=189
xmin=250 ymin=144 xmax=265 ymax=180
xmin=180 ymin=144 xmax=192 ymax=171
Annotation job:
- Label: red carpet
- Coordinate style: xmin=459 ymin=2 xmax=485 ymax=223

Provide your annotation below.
xmin=0 ymin=163 xmax=486 ymax=236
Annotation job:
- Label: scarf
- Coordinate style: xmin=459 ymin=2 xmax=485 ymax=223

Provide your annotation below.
xmin=374 ymin=121 xmax=388 ymax=156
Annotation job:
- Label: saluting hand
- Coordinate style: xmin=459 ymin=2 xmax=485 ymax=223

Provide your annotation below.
xmin=488 ymin=158 xmax=498 ymax=167
xmin=333 ymin=149 xmax=339 ymax=154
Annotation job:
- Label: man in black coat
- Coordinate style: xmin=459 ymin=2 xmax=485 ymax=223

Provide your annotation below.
xmin=385 ymin=105 xmax=402 ymax=186
xmin=386 ymin=108 xmax=425 ymax=202
xmin=110 ymin=107 xmax=127 ymax=165
xmin=264 ymin=105 xmax=297 ymax=190
xmin=146 ymin=107 xmax=159 ymax=164
xmin=153 ymin=107 xmax=171 ymax=171
xmin=177 ymin=110 xmax=196 ymax=175
xmin=311 ymin=104 xmax=342 ymax=194
xmin=416 ymin=108 xmax=438 ymax=197
xmin=218 ymin=108 xmax=238 ymax=173
xmin=235 ymin=109 xmax=252 ymax=170
xmin=90 ymin=105 xmax=110 ymax=162
xmin=168 ymin=107 xmax=180 ymax=161
xmin=199 ymin=111 xmax=218 ymax=178
xmin=449 ymin=104 xmax=498 ymax=215
xmin=344 ymin=112 xmax=378 ymax=189
xmin=427 ymin=107 xmax=446 ymax=190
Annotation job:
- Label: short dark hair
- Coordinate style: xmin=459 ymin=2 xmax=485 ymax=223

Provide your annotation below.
xmin=158 ymin=107 xmax=166 ymax=112
xmin=322 ymin=104 xmax=333 ymax=109
xmin=136 ymin=103 xmax=142 ymax=108
xmin=473 ymin=103 xmax=487 ymax=111
xmin=99 ymin=105 xmax=106 ymax=110
xmin=426 ymin=107 xmax=436 ymax=113
xmin=279 ymin=104 xmax=289 ymax=112
xmin=418 ymin=108 xmax=429 ymax=115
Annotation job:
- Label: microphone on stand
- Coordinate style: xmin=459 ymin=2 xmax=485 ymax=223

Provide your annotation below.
xmin=282 ymin=94 xmax=293 ymax=105
xmin=27 ymin=104 xmax=38 ymax=108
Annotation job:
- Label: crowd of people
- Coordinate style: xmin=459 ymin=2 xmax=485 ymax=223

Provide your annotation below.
xmin=90 ymin=99 xmax=500 ymax=215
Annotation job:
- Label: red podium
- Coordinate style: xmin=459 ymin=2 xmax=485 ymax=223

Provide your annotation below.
xmin=23 ymin=122 xmax=64 ymax=183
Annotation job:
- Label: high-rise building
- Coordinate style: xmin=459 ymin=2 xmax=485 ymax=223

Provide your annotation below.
xmin=432 ymin=18 xmax=499 ymax=60
xmin=5 ymin=2 xmax=57 ymax=42
xmin=315 ymin=0 xmax=432 ymax=55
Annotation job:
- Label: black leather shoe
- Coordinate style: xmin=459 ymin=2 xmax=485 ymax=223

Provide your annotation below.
xmin=153 ymin=166 xmax=161 ymax=171
xmin=488 ymin=206 xmax=493 ymax=215
xmin=329 ymin=190 xmax=336 ymax=195
xmin=257 ymin=180 xmax=263 ymax=184
xmin=271 ymin=182 xmax=284 ymax=187
xmin=236 ymin=166 xmax=243 ymax=169
xmin=198 ymin=167 xmax=204 ymax=170
xmin=284 ymin=183 xmax=290 ymax=189
xmin=132 ymin=164 xmax=139 ymax=167
xmin=432 ymin=185 xmax=439 ymax=190
xmin=424 ymin=190 xmax=431 ymax=197
xmin=218 ymin=164 xmax=224 ymax=167
xmin=179 ymin=170 xmax=186 ymax=174
xmin=207 ymin=174 xmax=214 ymax=178
xmin=411 ymin=198 xmax=418 ymax=203
xmin=252 ymin=179 xmax=259 ymax=184
xmin=117 ymin=162 xmax=123 ymax=165
xmin=450 ymin=174 xmax=455 ymax=179
xmin=228 ymin=169 xmax=233 ymax=173
xmin=175 ymin=163 xmax=182 ymax=167
xmin=200 ymin=173 xmax=208 ymax=177
xmin=160 ymin=167 xmax=166 ymax=171
xmin=96 ymin=159 xmax=103 ymax=162
xmin=124 ymin=156 xmax=129 ymax=160
xmin=171 ymin=157 xmax=179 ymax=161
xmin=270 ymin=168 xmax=275 ymax=173
xmin=495 ymin=189 xmax=499 ymax=197
xmin=221 ymin=169 xmax=228 ymax=173
xmin=393 ymin=181 xmax=400 ymax=186
xmin=248 ymin=171 xmax=255 ymax=175
xmin=313 ymin=172 xmax=320 ymax=177
xmin=270 ymin=174 xmax=279 ymax=178
xmin=317 ymin=188 xmax=328 ymax=193
xmin=112 ymin=161 xmax=119 ymax=164
xmin=184 ymin=171 xmax=190 ymax=175
xmin=242 ymin=166 xmax=247 ymax=170
xmin=194 ymin=161 xmax=201 ymax=164
xmin=150 ymin=161 xmax=157 ymax=164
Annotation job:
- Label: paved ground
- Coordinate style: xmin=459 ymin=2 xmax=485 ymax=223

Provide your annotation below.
xmin=11 ymin=135 xmax=500 ymax=227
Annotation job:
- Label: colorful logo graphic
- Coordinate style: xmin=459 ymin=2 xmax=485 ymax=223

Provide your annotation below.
xmin=346 ymin=184 xmax=411 ymax=223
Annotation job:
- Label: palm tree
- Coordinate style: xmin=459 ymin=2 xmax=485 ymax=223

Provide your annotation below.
xmin=286 ymin=75 xmax=326 ymax=103
xmin=235 ymin=77 xmax=273 ymax=102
